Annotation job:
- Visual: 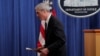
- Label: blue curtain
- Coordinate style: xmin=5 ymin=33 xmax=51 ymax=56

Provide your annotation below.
xmin=0 ymin=0 xmax=41 ymax=56
xmin=0 ymin=0 xmax=100 ymax=56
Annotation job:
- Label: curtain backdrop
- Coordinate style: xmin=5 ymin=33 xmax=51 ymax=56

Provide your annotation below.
xmin=0 ymin=0 xmax=100 ymax=56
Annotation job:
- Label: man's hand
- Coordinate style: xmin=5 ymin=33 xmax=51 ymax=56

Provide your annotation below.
xmin=40 ymin=48 xmax=49 ymax=55
xmin=35 ymin=47 xmax=44 ymax=52
xmin=36 ymin=47 xmax=49 ymax=56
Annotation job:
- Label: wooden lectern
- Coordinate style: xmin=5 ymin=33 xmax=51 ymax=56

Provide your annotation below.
xmin=84 ymin=29 xmax=100 ymax=56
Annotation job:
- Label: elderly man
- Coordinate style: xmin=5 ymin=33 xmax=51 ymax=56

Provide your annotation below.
xmin=35 ymin=2 xmax=66 ymax=56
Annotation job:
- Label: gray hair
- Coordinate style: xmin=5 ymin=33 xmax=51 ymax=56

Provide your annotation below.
xmin=35 ymin=2 xmax=51 ymax=12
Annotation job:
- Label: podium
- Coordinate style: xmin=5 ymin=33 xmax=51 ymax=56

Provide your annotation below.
xmin=84 ymin=29 xmax=100 ymax=56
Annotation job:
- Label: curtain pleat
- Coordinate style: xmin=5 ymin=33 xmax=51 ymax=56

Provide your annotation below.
xmin=0 ymin=0 xmax=100 ymax=56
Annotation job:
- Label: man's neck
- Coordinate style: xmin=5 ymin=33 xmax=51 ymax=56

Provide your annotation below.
xmin=45 ymin=13 xmax=51 ymax=21
xmin=45 ymin=13 xmax=51 ymax=27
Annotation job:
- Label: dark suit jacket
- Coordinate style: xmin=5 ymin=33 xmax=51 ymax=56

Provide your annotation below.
xmin=45 ymin=15 xmax=66 ymax=56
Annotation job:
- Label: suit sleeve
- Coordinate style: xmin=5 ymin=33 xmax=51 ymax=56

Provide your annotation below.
xmin=47 ymin=19 xmax=66 ymax=51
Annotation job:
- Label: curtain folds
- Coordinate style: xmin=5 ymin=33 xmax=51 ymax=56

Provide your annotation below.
xmin=0 ymin=0 xmax=100 ymax=56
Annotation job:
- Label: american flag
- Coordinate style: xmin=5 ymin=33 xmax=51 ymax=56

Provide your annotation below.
xmin=37 ymin=0 xmax=56 ymax=56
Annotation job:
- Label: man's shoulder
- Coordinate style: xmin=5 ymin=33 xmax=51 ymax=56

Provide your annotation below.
xmin=50 ymin=15 xmax=63 ymax=26
xmin=50 ymin=15 xmax=60 ymax=23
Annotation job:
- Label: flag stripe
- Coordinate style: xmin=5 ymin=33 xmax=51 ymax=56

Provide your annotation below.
xmin=39 ymin=32 xmax=45 ymax=46
xmin=37 ymin=20 xmax=45 ymax=48
xmin=40 ymin=25 xmax=45 ymax=39
xmin=52 ymin=9 xmax=56 ymax=16
xmin=37 ymin=41 xmax=42 ymax=47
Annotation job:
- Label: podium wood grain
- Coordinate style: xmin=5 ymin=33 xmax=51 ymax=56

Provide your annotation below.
xmin=84 ymin=29 xmax=100 ymax=56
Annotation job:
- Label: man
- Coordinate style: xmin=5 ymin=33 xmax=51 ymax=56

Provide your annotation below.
xmin=35 ymin=2 xmax=66 ymax=56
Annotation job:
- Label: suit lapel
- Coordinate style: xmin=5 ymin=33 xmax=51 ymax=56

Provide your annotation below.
xmin=46 ymin=15 xmax=53 ymax=35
